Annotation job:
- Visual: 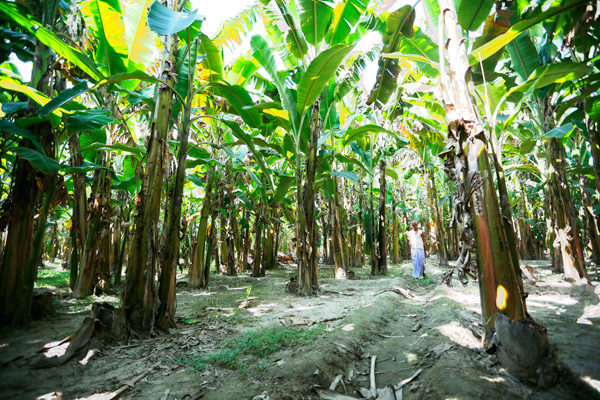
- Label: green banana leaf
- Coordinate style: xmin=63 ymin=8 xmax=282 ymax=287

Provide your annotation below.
xmin=273 ymin=176 xmax=295 ymax=201
xmin=200 ymin=34 xmax=223 ymax=84
xmin=328 ymin=170 xmax=359 ymax=181
xmin=0 ymin=2 xmax=103 ymax=81
xmin=367 ymin=5 xmax=415 ymax=107
xmin=0 ymin=120 xmax=45 ymax=154
xmin=9 ymin=147 xmax=60 ymax=174
xmin=66 ymin=111 xmax=116 ymax=132
xmin=469 ymin=0 xmax=589 ymax=66
xmin=457 ymin=0 xmax=495 ymax=31
xmin=147 ymin=1 xmax=200 ymax=35
xmin=297 ymin=0 xmax=334 ymax=47
xmin=124 ymin=0 xmax=157 ymax=70
xmin=212 ymin=83 xmax=263 ymax=128
xmin=79 ymin=0 xmax=129 ymax=77
xmin=213 ymin=5 xmax=260 ymax=50
xmin=251 ymin=35 xmax=298 ymax=130
xmin=327 ymin=0 xmax=369 ymax=46
xmin=342 ymin=124 xmax=409 ymax=148
xmin=227 ymin=54 xmax=259 ymax=87
xmin=38 ymin=82 xmax=89 ymax=117
xmin=297 ymin=44 xmax=353 ymax=113
xmin=506 ymin=31 xmax=539 ymax=81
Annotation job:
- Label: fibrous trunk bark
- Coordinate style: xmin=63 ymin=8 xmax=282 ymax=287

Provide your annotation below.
xmin=297 ymin=100 xmax=320 ymax=295
xmin=372 ymin=160 xmax=387 ymax=275
xmin=124 ymin=25 xmax=178 ymax=333
xmin=156 ymin=102 xmax=191 ymax=330
xmin=438 ymin=0 xmax=526 ymax=340
xmin=548 ymin=136 xmax=589 ymax=282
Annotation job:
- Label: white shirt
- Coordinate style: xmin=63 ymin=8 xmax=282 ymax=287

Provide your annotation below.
xmin=408 ymin=230 xmax=424 ymax=250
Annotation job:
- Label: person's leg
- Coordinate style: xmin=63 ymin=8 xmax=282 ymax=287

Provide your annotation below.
xmin=415 ymin=249 xmax=425 ymax=278
xmin=411 ymin=249 xmax=420 ymax=278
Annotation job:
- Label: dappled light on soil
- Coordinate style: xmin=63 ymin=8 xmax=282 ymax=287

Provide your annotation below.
xmin=438 ymin=321 xmax=481 ymax=349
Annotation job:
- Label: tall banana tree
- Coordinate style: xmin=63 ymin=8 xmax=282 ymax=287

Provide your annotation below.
xmin=245 ymin=0 xmax=373 ymax=295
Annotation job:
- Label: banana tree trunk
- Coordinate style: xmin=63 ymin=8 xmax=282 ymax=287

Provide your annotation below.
xmin=252 ymin=204 xmax=263 ymax=278
xmin=0 ymin=155 xmax=38 ymax=326
xmin=124 ymin=26 xmax=178 ymax=333
xmin=391 ymin=194 xmax=399 ymax=263
xmin=74 ymin=154 xmax=110 ymax=297
xmin=189 ymin=170 xmax=213 ymax=288
xmin=588 ymin=123 xmax=600 ymax=200
xmin=226 ymin=187 xmax=237 ymax=276
xmin=548 ymin=137 xmax=588 ymax=282
xmin=581 ymin=177 xmax=600 ymax=263
xmin=22 ymin=174 xmax=61 ymax=324
xmin=428 ymin=167 xmax=449 ymax=265
xmin=358 ymin=186 xmax=365 ymax=266
xmin=331 ymin=177 xmax=346 ymax=277
xmin=68 ymin=132 xmax=87 ymax=286
xmin=439 ymin=0 xmax=527 ymax=340
xmin=156 ymin=101 xmax=192 ymax=329
xmin=297 ymin=101 xmax=320 ymax=295
xmin=369 ymin=182 xmax=378 ymax=274
xmin=373 ymin=160 xmax=387 ymax=275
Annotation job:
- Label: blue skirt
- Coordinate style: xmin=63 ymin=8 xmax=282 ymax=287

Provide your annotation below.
xmin=411 ymin=248 xmax=425 ymax=278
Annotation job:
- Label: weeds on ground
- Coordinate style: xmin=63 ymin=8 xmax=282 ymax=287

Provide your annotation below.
xmin=169 ymin=324 xmax=327 ymax=373
xmin=36 ymin=263 xmax=70 ymax=288
xmin=413 ymin=276 xmax=435 ymax=286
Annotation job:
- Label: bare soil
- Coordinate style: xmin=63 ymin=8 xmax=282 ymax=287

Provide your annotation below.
xmin=1 ymin=257 xmax=599 ymax=400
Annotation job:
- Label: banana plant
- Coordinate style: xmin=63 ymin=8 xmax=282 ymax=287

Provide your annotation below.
xmin=243 ymin=0 xmax=374 ymax=295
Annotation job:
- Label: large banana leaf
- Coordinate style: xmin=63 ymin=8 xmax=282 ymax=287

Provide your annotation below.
xmin=212 ymin=83 xmax=263 ymax=128
xmin=367 ymin=5 xmax=415 ymax=107
xmin=124 ymin=0 xmax=156 ymax=71
xmin=227 ymin=54 xmax=259 ymax=86
xmin=495 ymin=62 xmax=592 ymax=121
xmin=469 ymin=0 xmax=589 ymax=66
xmin=506 ymin=31 xmax=539 ymax=81
xmin=297 ymin=0 xmax=334 ymax=47
xmin=508 ymin=62 xmax=592 ymax=96
xmin=199 ymin=34 xmax=223 ymax=84
xmin=251 ymin=35 xmax=298 ymax=130
xmin=273 ymin=0 xmax=308 ymax=60
xmin=66 ymin=110 xmax=116 ymax=132
xmin=383 ymin=28 xmax=439 ymax=78
xmin=8 ymin=148 xmax=60 ymax=174
xmin=0 ymin=2 xmax=103 ymax=81
xmin=147 ymin=1 xmax=199 ymax=35
xmin=328 ymin=170 xmax=359 ymax=181
xmin=213 ymin=5 xmax=260 ymax=50
xmin=0 ymin=120 xmax=45 ymax=154
xmin=297 ymin=44 xmax=353 ymax=113
xmin=259 ymin=6 xmax=298 ymax=67
xmin=80 ymin=0 xmax=129 ymax=77
xmin=38 ymin=82 xmax=89 ymax=117
xmin=457 ymin=0 xmax=495 ymax=31
xmin=81 ymin=142 xmax=145 ymax=159
xmin=326 ymin=0 xmax=369 ymax=46
xmin=341 ymin=124 xmax=409 ymax=148
xmin=222 ymin=119 xmax=275 ymax=191
xmin=175 ymin=40 xmax=199 ymax=100
xmin=422 ymin=0 xmax=440 ymax=40
xmin=273 ymin=176 xmax=295 ymax=201
xmin=471 ymin=12 xmax=511 ymax=82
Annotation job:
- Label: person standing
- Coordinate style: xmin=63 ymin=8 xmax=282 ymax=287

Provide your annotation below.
xmin=407 ymin=220 xmax=428 ymax=279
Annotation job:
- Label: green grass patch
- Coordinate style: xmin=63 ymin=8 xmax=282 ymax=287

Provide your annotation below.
xmin=169 ymin=324 xmax=327 ymax=373
xmin=36 ymin=265 xmax=70 ymax=288
xmin=413 ymin=276 xmax=435 ymax=286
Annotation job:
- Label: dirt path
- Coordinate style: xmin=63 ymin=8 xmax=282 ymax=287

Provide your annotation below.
xmin=0 ymin=257 xmax=599 ymax=400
